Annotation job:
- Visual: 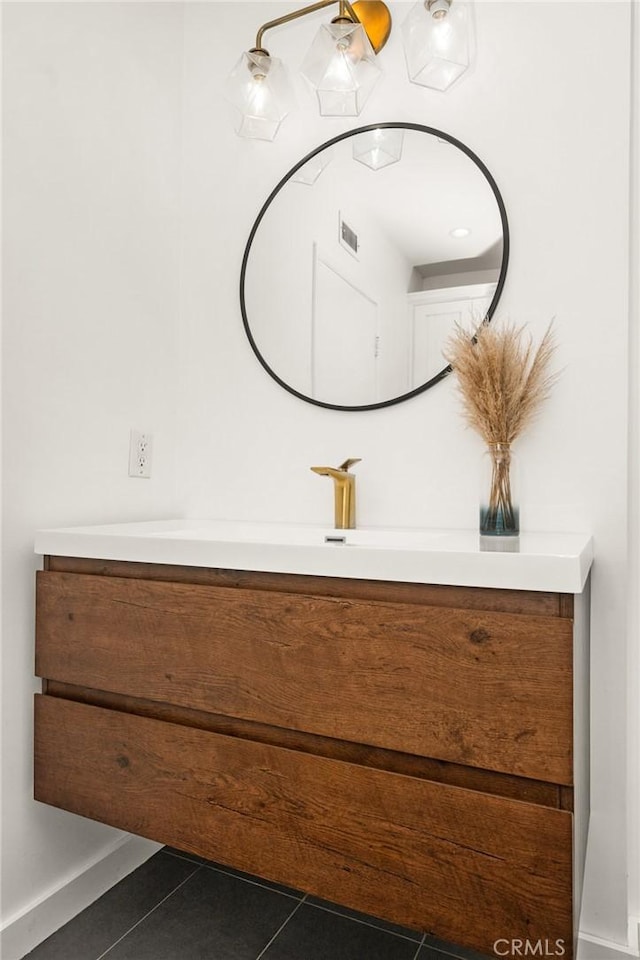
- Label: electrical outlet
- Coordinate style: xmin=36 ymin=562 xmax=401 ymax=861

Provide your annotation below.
xmin=128 ymin=430 xmax=153 ymax=478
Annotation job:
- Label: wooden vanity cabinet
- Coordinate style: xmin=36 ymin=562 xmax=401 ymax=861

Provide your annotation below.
xmin=34 ymin=557 xmax=589 ymax=959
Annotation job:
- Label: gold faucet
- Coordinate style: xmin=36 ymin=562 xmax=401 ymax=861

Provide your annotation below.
xmin=310 ymin=458 xmax=361 ymax=529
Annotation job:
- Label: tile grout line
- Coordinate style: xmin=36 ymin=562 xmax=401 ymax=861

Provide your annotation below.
xmin=163 ymin=850 xmax=303 ymax=901
xmin=422 ymin=937 xmax=492 ymax=960
xmin=93 ymin=865 xmax=202 ymax=960
xmin=165 ymin=847 xmax=424 ymax=947
xmin=163 ymin=852 xmax=477 ymax=958
xmin=304 ymin=899 xmax=423 ymax=944
xmin=253 ymin=894 xmax=308 ymax=960
xmin=412 ymin=932 xmax=427 ymax=959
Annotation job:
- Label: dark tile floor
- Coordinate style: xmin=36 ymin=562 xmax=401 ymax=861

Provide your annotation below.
xmin=23 ymin=847 xmax=491 ymax=960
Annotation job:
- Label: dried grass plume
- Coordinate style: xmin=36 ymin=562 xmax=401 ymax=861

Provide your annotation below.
xmin=443 ymin=320 xmax=558 ymax=445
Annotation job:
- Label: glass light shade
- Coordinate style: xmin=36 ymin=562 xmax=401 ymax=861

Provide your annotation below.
xmin=225 ymin=51 xmax=292 ymax=141
xmin=292 ymin=149 xmax=333 ymax=185
xmin=300 ymin=21 xmax=381 ymax=117
xmin=353 ymin=128 xmax=404 ymax=170
xmin=401 ymin=1 xmax=474 ymax=92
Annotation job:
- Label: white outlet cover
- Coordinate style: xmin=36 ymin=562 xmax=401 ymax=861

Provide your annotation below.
xmin=128 ymin=430 xmax=153 ymax=478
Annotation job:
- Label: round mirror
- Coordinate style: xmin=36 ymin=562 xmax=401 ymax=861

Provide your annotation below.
xmin=241 ymin=123 xmax=509 ymax=411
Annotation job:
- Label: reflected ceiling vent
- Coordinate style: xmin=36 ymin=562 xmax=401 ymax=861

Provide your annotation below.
xmin=339 ymin=215 xmax=359 ymax=255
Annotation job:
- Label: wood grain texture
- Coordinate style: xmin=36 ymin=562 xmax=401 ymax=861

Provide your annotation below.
xmin=559 ymin=787 xmax=574 ymax=812
xmin=34 ymin=695 xmax=574 ymax=959
xmin=45 ymin=556 xmax=565 ymax=617
xmin=559 ymin=595 xmax=575 ymax=619
xmin=45 ymin=680 xmax=562 ymax=807
xmin=36 ymin=571 xmax=574 ymax=783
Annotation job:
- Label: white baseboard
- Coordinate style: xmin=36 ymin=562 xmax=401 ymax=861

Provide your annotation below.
xmin=0 ymin=834 xmax=162 ymax=960
xmin=579 ymin=931 xmax=640 ymax=960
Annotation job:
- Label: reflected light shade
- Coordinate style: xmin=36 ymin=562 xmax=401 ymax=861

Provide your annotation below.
xmin=353 ymin=128 xmax=404 ymax=170
xmin=225 ymin=51 xmax=293 ymax=141
xmin=292 ymin=149 xmax=333 ymax=185
xmin=401 ymin=0 xmax=474 ymax=92
xmin=300 ymin=21 xmax=381 ymax=117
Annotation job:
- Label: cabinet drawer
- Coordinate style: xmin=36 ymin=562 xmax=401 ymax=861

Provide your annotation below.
xmin=36 ymin=571 xmax=573 ymax=783
xmin=34 ymin=694 xmax=573 ymax=959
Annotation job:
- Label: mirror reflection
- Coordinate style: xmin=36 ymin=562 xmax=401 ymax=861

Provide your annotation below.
xmin=241 ymin=124 xmax=509 ymax=410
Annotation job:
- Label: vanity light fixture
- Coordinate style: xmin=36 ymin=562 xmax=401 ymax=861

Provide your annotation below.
xmin=226 ymin=0 xmax=392 ymax=140
xmin=300 ymin=16 xmax=381 ymax=118
xmin=225 ymin=50 xmax=293 ymax=141
xmin=226 ymin=0 xmax=475 ymax=141
xmin=401 ymin=0 xmax=474 ymax=92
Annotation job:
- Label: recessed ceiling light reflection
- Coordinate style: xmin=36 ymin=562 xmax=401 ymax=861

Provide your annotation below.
xmin=450 ymin=227 xmax=471 ymax=238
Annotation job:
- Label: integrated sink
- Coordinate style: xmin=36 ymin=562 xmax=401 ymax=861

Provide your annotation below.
xmin=147 ymin=519 xmax=448 ymax=550
xmin=34 ymin=518 xmax=593 ymax=594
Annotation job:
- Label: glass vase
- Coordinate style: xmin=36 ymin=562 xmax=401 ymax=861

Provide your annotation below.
xmin=480 ymin=442 xmax=519 ymax=539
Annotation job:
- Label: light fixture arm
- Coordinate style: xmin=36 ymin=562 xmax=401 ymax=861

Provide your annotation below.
xmin=254 ymin=0 xmax=361 ymax=53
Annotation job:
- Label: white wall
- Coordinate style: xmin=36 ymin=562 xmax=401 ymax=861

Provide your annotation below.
xmin=1 ymin=2 xmax=184 ymax=951
xmin=627 ymin=1 xmax=640 ymax=950
xmin=177 ymin=1 xmax=635 ymax=953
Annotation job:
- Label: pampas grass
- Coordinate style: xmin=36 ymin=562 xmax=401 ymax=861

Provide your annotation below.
xmin=443 ymin=319 xmax=558 ymax=535
xmin=443 ymin=319 xmax=558 ymax=446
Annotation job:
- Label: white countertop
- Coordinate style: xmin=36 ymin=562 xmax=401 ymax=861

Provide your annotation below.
xmin=34 ymin=518 xmax=593 ymax=594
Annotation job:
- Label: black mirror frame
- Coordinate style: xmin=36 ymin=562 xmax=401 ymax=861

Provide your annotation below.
xmin=240 ymin=122 xmax=510 ymax=412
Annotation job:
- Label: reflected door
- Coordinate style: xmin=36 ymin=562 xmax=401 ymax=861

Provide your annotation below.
xmin=312 ymin=255 xmax=379 ymax=405
xmin=408 ymin=285 xmax=493 ymax=389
